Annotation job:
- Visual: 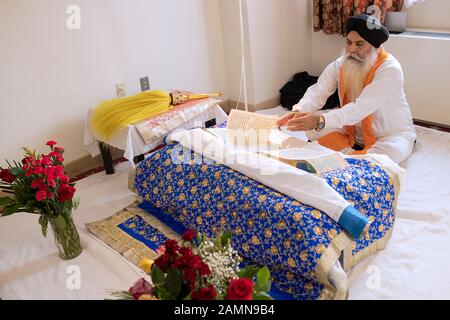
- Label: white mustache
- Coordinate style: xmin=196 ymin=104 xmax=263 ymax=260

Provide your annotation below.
xmin=346 ymin=53 xmax=364 ymax=63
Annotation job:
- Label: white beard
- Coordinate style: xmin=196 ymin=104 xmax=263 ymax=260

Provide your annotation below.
xmin=341 ymin=48 xmax=378 ymax=102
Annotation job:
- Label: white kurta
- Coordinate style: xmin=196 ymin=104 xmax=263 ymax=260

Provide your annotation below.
xmin=292 ymin=53 xmax=417 ymax=164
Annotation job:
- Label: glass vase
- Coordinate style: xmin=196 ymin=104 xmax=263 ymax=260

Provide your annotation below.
xmin=49 ymin=211 xmax=83 ymax=260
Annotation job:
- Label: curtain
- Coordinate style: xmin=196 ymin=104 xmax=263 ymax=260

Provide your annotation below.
xmin=313 ymin=0 xmax=405 ymax=35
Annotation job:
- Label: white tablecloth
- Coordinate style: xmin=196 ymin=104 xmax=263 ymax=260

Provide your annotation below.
xmin=84 ymin=100 xmax=228 ymax=161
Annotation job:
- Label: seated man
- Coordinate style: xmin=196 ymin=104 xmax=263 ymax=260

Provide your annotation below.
xmin=277 ymin=14 xmax=416 ymax=164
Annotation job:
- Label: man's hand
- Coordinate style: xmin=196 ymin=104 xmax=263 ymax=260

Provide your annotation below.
xmin=286 ymin=113 xmax=320 ymax=131
xmin=276 ymin=111 xmax=307 ymax=129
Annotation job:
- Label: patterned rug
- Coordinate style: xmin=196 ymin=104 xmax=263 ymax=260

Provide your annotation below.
xmin=86 ymin=201 xmax=182 ymax=267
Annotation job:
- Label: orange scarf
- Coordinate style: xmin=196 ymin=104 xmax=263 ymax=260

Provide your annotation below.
xmin=317 ymin=48 xmax=389 ymax=154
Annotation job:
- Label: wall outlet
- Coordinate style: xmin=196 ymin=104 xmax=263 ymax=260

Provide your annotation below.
xmin=116 ymin=83 xmax=127 ymax=98
xmin=140 ymin=76 xmax=150 ymax=92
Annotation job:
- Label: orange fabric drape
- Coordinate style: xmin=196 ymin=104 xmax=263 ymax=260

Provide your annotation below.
xmin=317 ymin=48 xmax=389 ymax=154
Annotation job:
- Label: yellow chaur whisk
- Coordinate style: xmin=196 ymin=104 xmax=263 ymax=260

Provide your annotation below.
xmin=91 ymin=90 xmax=222 ymax=140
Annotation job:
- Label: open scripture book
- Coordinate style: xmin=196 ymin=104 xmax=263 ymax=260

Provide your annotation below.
xmin=224 ymin=109 xmax=349 ymax=174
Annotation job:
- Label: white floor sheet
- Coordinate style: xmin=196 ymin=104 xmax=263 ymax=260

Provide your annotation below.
xmin=1 ymin=108 xmax=449 ymax=299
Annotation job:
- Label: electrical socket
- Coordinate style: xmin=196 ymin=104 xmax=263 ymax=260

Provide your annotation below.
xmin=140 ymin=76 xmax=150 ymax=92
xmin=116 ymin=83 xmax=127 ymax=98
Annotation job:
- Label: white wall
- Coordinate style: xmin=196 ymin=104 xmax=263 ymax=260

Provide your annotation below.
xmin=219 ymin=0 xmax=312 ymax=106
xmin=0 ymin=0 xmax=228 ymax=163
xmin=219 ymin=0 xmax=256 ymax=105
xmin=311 ymin=29 xmax=450 ymax=125
xmin=246 ymin=0 xmax=312 ymax=104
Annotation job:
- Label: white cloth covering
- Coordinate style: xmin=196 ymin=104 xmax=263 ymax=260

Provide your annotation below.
xmin=167 ymin=128 xmax=353 ymax=226
xmin=1 ymin=126 xmax=450 ymax=300
xmin=84 ymin=100 xmax=228 ymax=161
xmin=166 ymin=128 xmax=403 ymax=240
xmin=292 ymin=53 xmax=417 ymax=163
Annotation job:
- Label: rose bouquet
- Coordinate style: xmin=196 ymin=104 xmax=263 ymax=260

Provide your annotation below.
xmin=112 ymin=230 xmax=273 ymax=300
xmin=0 ymin=141 xmax=82 ymax=259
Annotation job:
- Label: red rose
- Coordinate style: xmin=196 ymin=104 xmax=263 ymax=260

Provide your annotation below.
xmin=22 ymin=156 xmax=34 ymax=165
xmin=31 ymin=178 xmax=44 ymax=189
xmin=54 ymin=146 xmax=64 ymax=153
xmin=47 ymin=192 xmax=54 ymax=199
xmin=57 ymin=184 xmax=76 ymax=202
xmin=0 ymin=169 xmax=16 ymax=183
xmin=36 ymin=190 xmax=47 ymax=202
xmin=172 ymin=256 xmax=190 ymax=270
xmin=33 ymin=166 xmax=44 ymax=175
xmin=163 ymin=239 xmax=180 ymax=255
xmin=188 ymin=255 xmax=202 ymax=269
xmin=154 ymin=253 xmax=172 ymax=270
xmin=226 ymin=278 xmax=254 ymax=300
xmin=41 ymin=156 xmax=52 ymax=166
xmin=49 ymin=152 xmax=63 ymax=162
xmin=46 ymin=140 xmax=57 ymax=147
xmin=182 ymin=230 xmax=197 ymax=241
xmin=58 ymin=174 xmax=69 ymax=184
xmin=44 ymin=167 xmax=54 ymax=176
xmin=179 ymin=247 xmax=193 ymax=257
xmin=54 ymin=166 xmax=64 ymax=175
xmin=197 ymin=262 xmax=211 ymax=276
xmin=191 ymin=285 xmax=217 ymax=300
xmin=128 ymin=278 xmax=153 ymax=300
xmin=183 ymin=268 xmax=197 ymax=290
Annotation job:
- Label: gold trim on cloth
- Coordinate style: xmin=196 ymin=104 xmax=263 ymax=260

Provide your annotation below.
xmin=316 ymin=231 xmax=353 ymax=298
xmin=343 ymin=227 xmax=394 ymax=272
xmin=128 ymin=167 xmax=137 ymax=193
xmin=86 ymin=201 xmax=180 ymax=267
xmin=340 ymin=154 xmax=400 ymax=271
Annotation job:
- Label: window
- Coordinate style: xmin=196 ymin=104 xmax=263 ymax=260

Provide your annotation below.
xmin=406 ymin=1 xmax=450 ymax=31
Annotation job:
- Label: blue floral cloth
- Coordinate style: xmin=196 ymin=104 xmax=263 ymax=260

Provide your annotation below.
xmin=133 ymin=143 xmax=396 ymax=299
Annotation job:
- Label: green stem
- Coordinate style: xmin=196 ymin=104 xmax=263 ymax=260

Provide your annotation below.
xmin=50 ymin=212 xmax=82 ymax=260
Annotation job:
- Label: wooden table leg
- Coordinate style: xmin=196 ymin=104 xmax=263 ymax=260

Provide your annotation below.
xmin=99 ymin=142 xmax=115 ymax=175
xmin=133 ymin=154 xmax=145 ymax=165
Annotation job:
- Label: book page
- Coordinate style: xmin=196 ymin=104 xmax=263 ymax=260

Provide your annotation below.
xmin=261 ymin=149 xmax=349 ymax=175
xmin=226 ymin=109 xmax=278 ymax=148
xmin=226 ymin=109 xmax=277 ymax=130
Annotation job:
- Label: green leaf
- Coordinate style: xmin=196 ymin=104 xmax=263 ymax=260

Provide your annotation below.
xmin=151 ymin=266 xmax=165 ymax=286
xmin=220 ymin=231 xmax=232 ymax=246
xmin=38 ymin=215 xmax=49 ymax=238
xmin=195 ymin=232 xmax=202 ymax=246
xmin=13 ymin=186 xmax=28 ymax=205
xmin=72 ymin=196 xmax=80 ymax=210
xmin=5 ymin=159 xmax=13 ymax=169
xmin=53 ymin=214 xmax=67 ymax=231
xmin=2 ymin=202 xmax=22 ymax=216
xmin=237 ymin=265 xmax=260 ymax=280
xmin=109 ymin=290 xmax=135 ymax=300
xmin=164 ymin=268 xmax=182 ymax=298
xmin=254 ymin=266 xmax=271 ymax=292
xmin=0 ymin=197 xmax=13 ymax=206
xmin=10 ymin=167 xmax=24 ymax=177
xmin=64 ymin=200 xmax=74 ymax=210
xmin=156 ymin=286 xmax=175 ymax=300
xmin=252 ymin=292 xmax=273 ymax=300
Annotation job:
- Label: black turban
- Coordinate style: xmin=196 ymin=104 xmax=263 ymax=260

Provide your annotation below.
xmin=345 ymin=14 xmax=389 ymax=48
